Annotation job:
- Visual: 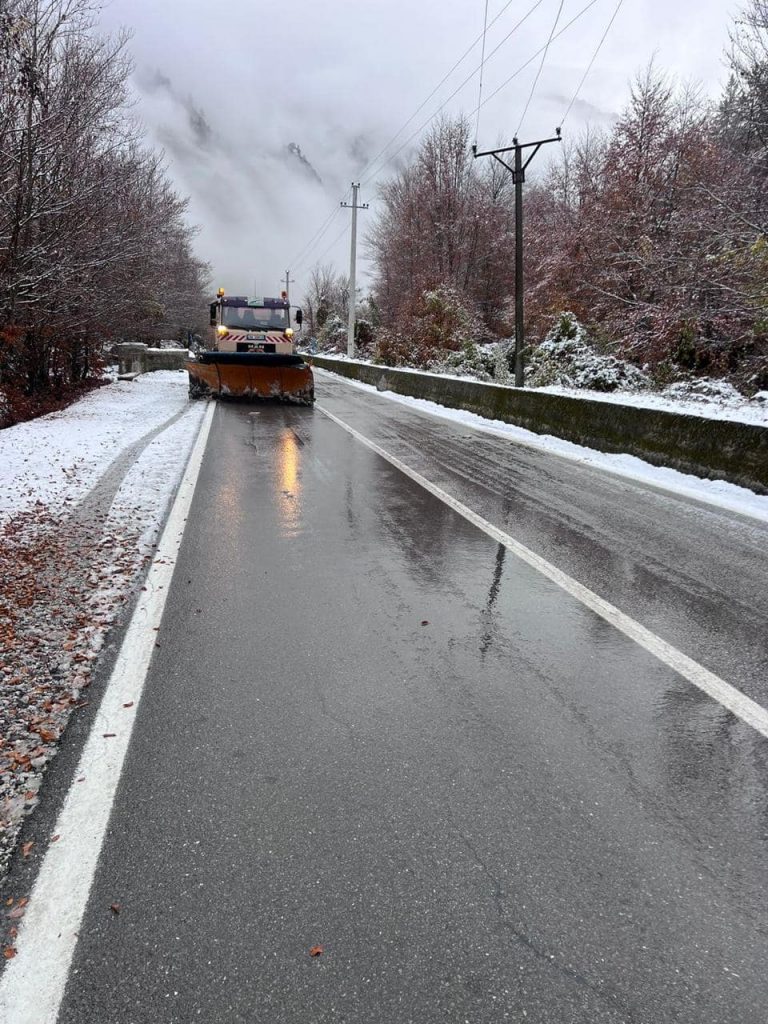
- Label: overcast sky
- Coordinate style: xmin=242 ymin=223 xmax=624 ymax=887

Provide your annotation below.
xmin=97 ymin=0 xmax=741 ymax=305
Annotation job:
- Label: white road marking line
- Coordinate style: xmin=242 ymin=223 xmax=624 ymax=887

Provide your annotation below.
xmin=317 ymin=402 xmax=768 ymax=741
xmin=314 ymin=367 xmax=768 ymax=524
xmin=0 ymin=400 xmax=216 ymax=1024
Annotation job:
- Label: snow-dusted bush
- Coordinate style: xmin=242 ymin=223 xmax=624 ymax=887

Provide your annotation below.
xmin=661 ymin=378 xmax=746 ymax=405
xmin=526 ymin=312 xmax=651 ymax=392
xmin=375 ymin=285 xmax=482 ymax=367
xmin=354 ymin=316 xmax=375 ymax=356
xmin=317 ymin=313 xmax=347 ymax=353
xmin=429 ymin=339 xmax=512 ymax=382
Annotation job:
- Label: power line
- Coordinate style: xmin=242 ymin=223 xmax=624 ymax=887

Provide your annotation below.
xmin=288 ymin=190 xmax=350 ymax=271
xmin=292 ymin=212 xmax=342 ymax=273
xmin=310 ymin=220 xmax=350 ymax=269
xmin=560 ymin=0 xmax=626 ymax=128
xmin=515 ymin=0 xmax=565 ymax=137
xmin=475 ymin=0 xmax=491 ymax=146
xmin=292 ymin=0 xmax=604 ymax=277
xmin=474 ymin=0 xmax=602 ymax=118
xmin=360 ymin=0 xmax=520 ymax=187
xmin=361 ymin=0 xmax=547 ymax=188
xmin=287 ymin=0 xmax=519 ymax=277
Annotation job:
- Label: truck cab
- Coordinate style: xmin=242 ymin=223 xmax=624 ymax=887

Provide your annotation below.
xmin=210 ymin=294 xmax=296 ymax=355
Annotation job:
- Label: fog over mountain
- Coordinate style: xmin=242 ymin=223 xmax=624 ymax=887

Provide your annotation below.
xmin=98 ymin=0 xmax=737 ymax=304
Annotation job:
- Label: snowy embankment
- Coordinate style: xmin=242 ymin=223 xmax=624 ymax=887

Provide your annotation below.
xmin=314 ymin=353 xmax=768 ymax=428
xmin=0 ymin=372 xmax=205 ymax=880
xmin=315 ymin=368 xmax=768 ymax=522
xmin=535 ymin=381 xmax=768 ymax=428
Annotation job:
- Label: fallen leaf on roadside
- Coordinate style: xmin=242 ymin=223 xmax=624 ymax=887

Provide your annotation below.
xmin=21 ymin=842 xmax=33 ymax=858
xmin=421 ymin=620 xmax=429 ymax=626
xmin=8 ymin=906 xmax=25 ymax=921
xmin=51 ymin=835 xmax=60 ymax=843
xmin=109 ymin=903 xmax=120 ymax=915
xmin=3 ymin=947 xmax=16 ymax=959
xmin=122 ymin=702 xmax=134 ymax=709
xmin=309 ymin=945 xmax=323 ymax=957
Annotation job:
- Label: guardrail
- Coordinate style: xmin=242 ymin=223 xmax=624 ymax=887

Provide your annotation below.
xmin=311 ymin=356 xmax=768 ymax=494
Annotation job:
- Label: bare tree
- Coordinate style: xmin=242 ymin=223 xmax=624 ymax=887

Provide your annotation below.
xmin=0 ymin=0 xmax=209 ymax=421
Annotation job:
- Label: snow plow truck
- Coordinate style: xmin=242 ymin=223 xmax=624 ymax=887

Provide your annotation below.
xmin=186 ymin=289 xmax=314 ymax=404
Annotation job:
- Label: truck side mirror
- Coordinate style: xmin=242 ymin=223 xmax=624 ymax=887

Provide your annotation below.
xmin=295 ymin=308 xmax=303 ymax=326
xmin=209 ymin=302 xmax=217 ymax=326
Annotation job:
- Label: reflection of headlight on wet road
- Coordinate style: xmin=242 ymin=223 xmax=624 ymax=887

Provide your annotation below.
xmin=276 ymin=429 xmax=302 ymax=537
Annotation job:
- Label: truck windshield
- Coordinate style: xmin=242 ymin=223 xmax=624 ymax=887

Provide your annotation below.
xmin=222 ymin=307 xmax=288 ymax=330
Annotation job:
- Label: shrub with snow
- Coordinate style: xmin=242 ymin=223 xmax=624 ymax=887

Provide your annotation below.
xmin=526 ymin=313 xmax=651 ymax=393
xmin=429 ymin=339 xmax=512 ymax=383
xmin=375 ymin=285 xmax=483 ymax=367
xmin=317 ymin=313 xmax=347 ymax=353
xmin=661 ymin=378 xmax=746 ymax=405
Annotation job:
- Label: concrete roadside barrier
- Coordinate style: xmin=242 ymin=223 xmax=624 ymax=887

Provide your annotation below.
xmin=312 ymin=356 xmax=768 ymax=494
xmin=115 ymin=343 xmax=189 ymax=377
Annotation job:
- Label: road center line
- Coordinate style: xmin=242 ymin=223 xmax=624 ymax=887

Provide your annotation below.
xmin=317 ymin=402 xmax=768 ymax=741
xmin=0 ymin=400 xmax=216 ymax=1024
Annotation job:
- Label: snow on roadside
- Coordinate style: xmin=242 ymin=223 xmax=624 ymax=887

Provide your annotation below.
xmin=314 ymin=356 xmax=768 ymax=428
xmin=0 ymin=371 xmax=193 ymax=525
xmin=315 ymin=369 xmax=768 ymax=523
xmin=0 ymin=373 xmax=206 ymax=889
xmin=536 ymin=381 xmax=768 ymax=428
xmin=76 ymin=404 xmax=207 ymax=664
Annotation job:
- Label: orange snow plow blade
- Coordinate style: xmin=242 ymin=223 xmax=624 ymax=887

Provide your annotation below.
xmin=187 ymin=353 xmax=314 ymax=405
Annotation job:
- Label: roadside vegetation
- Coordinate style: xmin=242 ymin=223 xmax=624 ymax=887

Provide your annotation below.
xmin=0 ymin=0 xmax=208 ymax=426
xmin=307 ymin=0 xmax=768 ymax=399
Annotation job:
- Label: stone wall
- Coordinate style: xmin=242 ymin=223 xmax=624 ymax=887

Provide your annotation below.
xmin=311 ymin=357 xmax=768 ymax=494
xmin=115 ymin=343 xmax=189 ymax=375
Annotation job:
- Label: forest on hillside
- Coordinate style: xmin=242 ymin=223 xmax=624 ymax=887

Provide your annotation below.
xmin=0 ymin=0 xmax=208 ymax=425
xmin=306 ymin=0 xmax=768 ymax=397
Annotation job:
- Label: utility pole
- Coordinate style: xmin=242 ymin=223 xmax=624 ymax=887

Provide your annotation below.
xmin=341 ymin=183 xmax=368 ymax=358
xmin=282 ymin=270 xmax=294 ymax=303
xmin=473 ymin=130 xmax=561 ymax=386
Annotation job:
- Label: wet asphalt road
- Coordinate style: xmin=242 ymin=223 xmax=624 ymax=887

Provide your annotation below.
xmin=58 ymin=377 xmax=768 ymax=1023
